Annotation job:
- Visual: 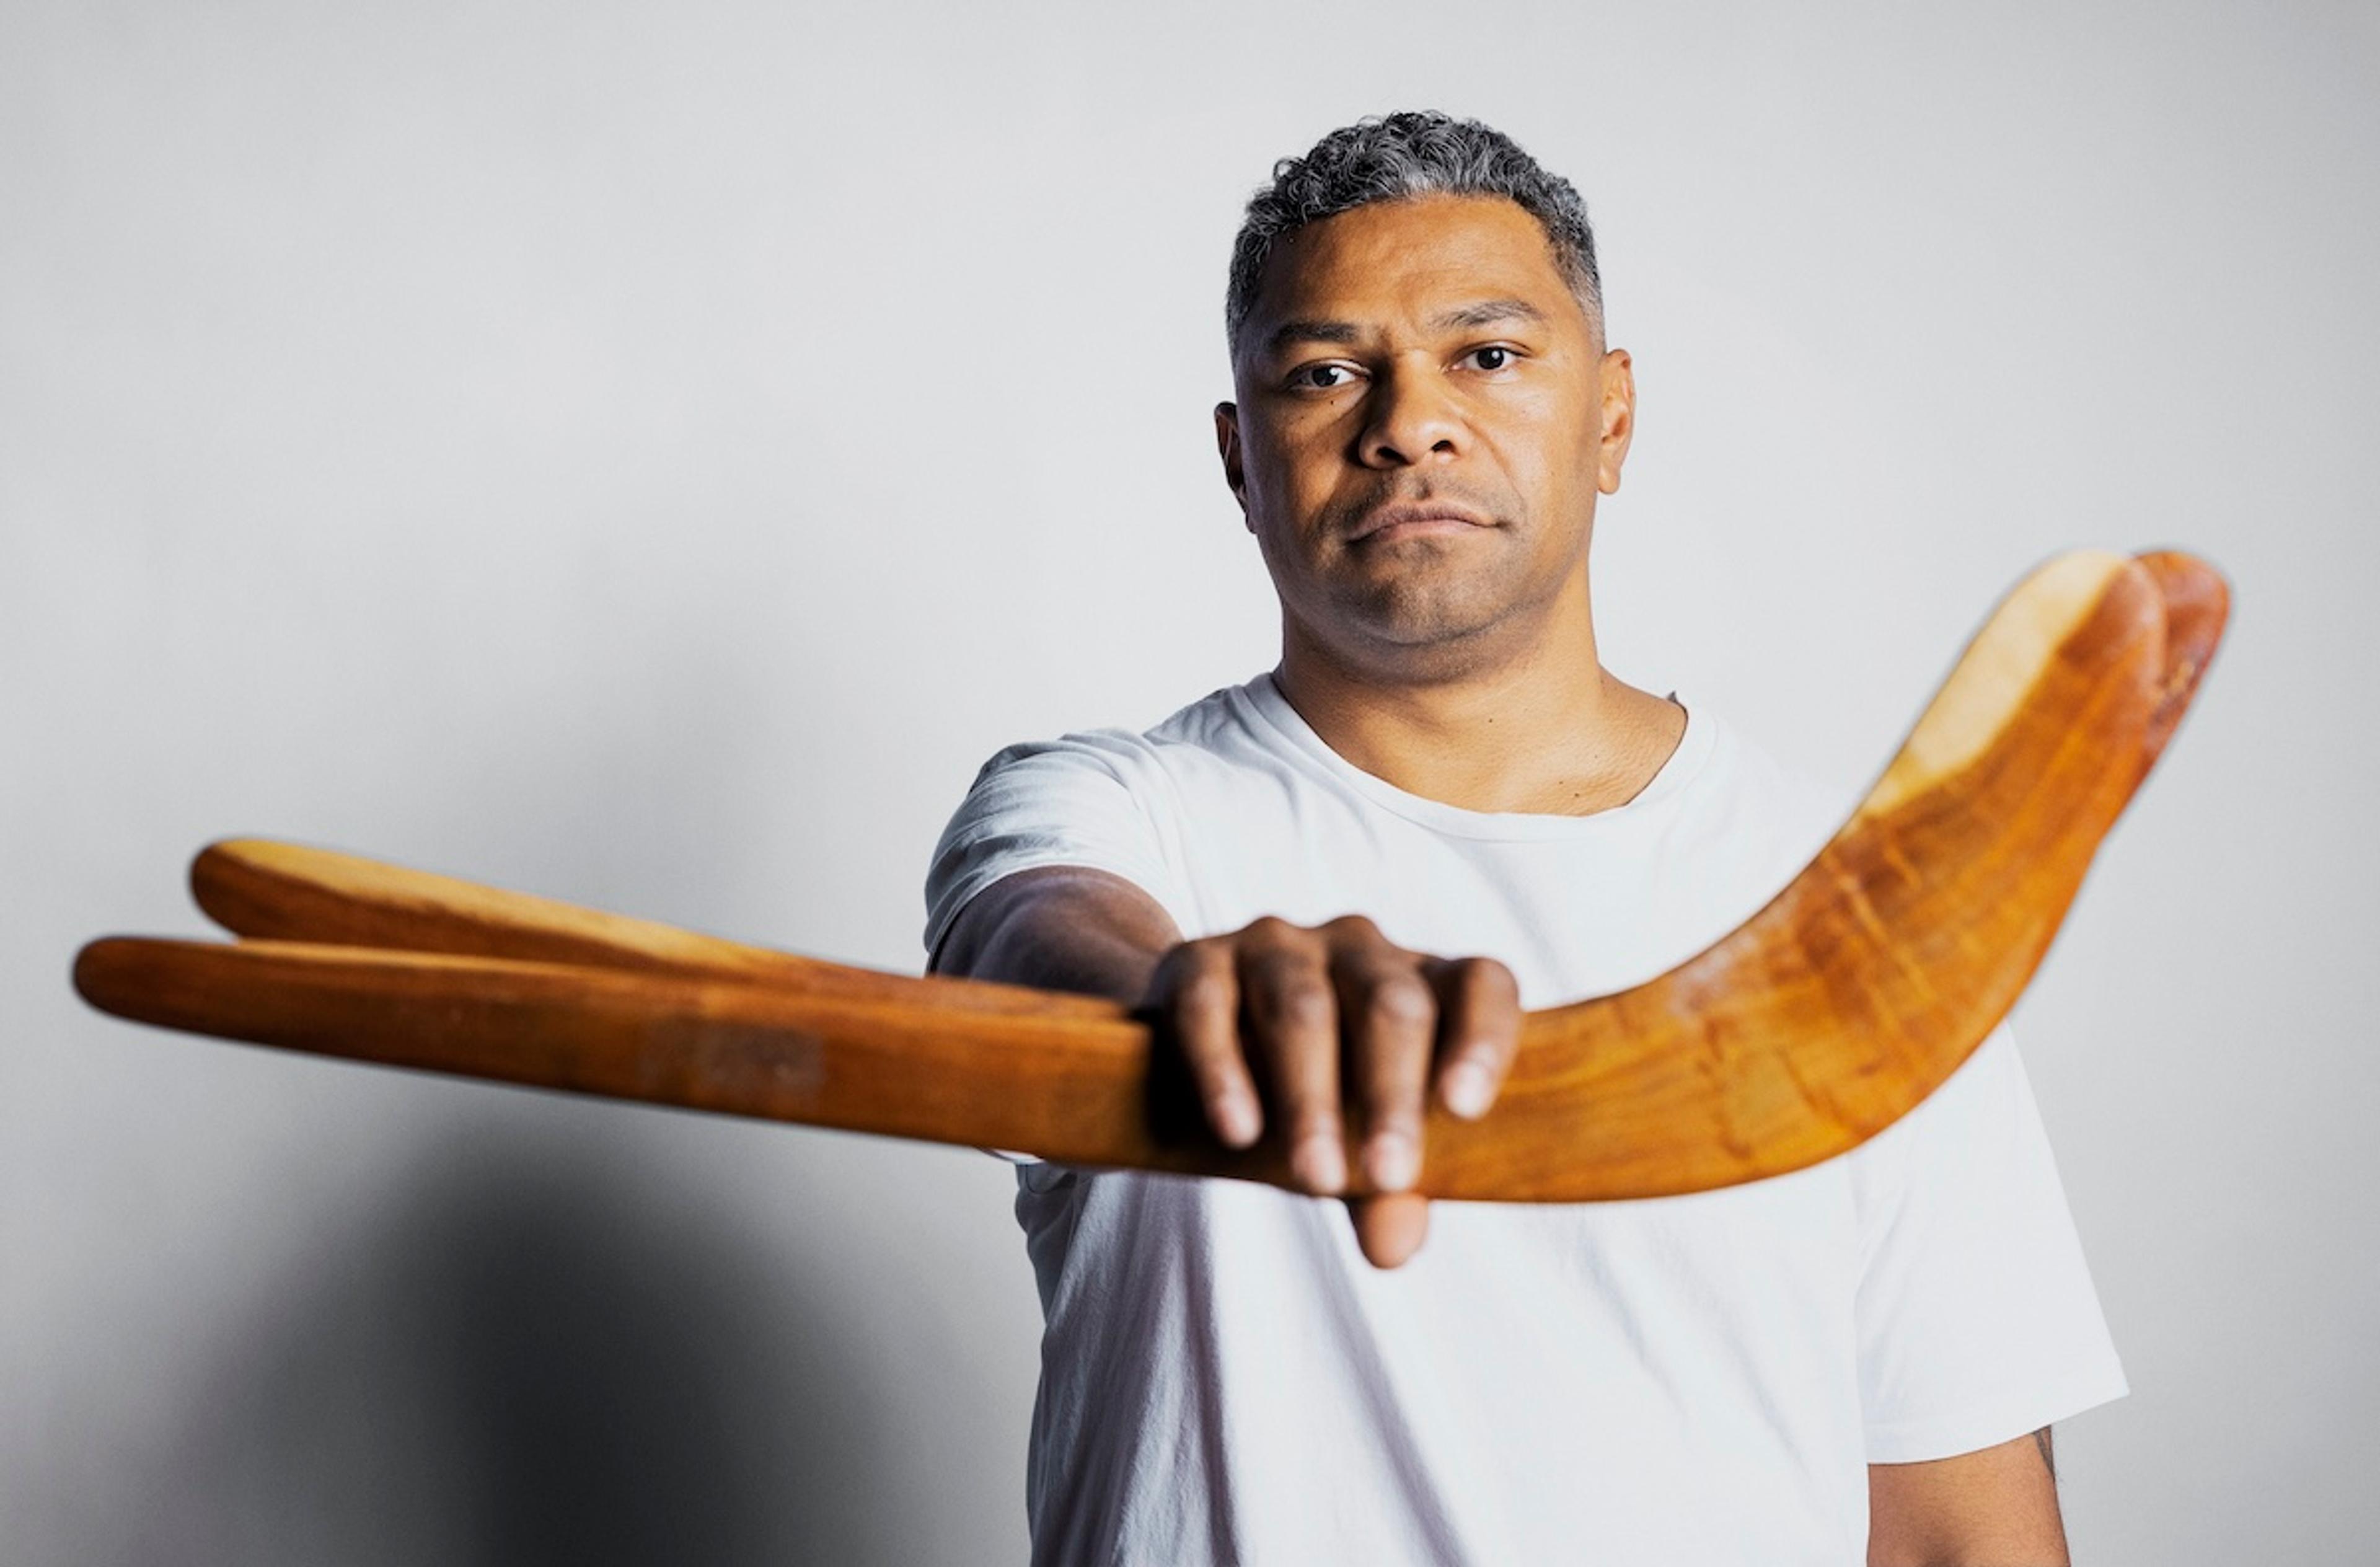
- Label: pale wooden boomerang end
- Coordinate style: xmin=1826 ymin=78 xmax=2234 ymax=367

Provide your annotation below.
xmin=74 ymin=548 xmax=2226 ymax=1201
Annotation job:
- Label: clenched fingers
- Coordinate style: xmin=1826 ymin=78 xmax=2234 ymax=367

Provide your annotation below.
xmin=1153 ymin=921 xmax=1521 ymax=1220
xmin=1423 ymin=955 xmax=1522 ymax=1118
xmin=1238 ymin=922 xmax=1346 ymax=1193
xmin=1326 ymin=918 xmax=1435 ymax=1193
xmin=1157 ymin=940 xmax=1263 ymax=1148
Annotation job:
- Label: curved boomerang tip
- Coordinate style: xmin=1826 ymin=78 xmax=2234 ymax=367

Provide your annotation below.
xmin=1427 ymin=548 xmax=2211 ymax=1200
xmin=74 ymin=549 xmax=2226 ymax=1204
xmin=2131 ymin=550 xmax=2229 ymax=764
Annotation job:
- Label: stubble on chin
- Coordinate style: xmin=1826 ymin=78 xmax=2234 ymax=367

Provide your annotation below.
xmin=1254 ymin=477 xmax=1551 ymax=673
xmin=1304 ymin=532 xmax=1542 ymax=680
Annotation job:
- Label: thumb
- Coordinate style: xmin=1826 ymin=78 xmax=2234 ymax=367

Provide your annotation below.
xmin=1346 ymin=1191 xmax=1430 ymax=1269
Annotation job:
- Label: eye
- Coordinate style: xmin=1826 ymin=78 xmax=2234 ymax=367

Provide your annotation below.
xmin=1288 ymin=361 xmax=1360 ymax=392
xmin=1462 ymin=345 xmax=1521 ymax=373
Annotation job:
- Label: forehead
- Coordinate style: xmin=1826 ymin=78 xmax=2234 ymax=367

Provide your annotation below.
xmin=1242 ymin=193 xmax=1585 ymax=344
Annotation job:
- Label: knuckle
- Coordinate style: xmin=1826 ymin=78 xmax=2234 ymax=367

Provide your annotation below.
xmin=1364 ymin=973 xmax=1435 ymax=1032
xmin=1243 ymin=945 xmax=1315 ymax=991
xmin=1241 ymin=914 xmax=1295 ymax=947
xmin=1271 ymin=979 xmax=1334 ymax=1033
xmin=1171 ymin=968 xmax=1236 ymax=1023
xmin=1459 ymin=955 xmax=1519 ymax=994
xmin=1365 ymin=1091 xmax=1425 ymax=1138
xmin=1159 ymin=940 xmax=1224 ymax=986
xmin=1323 ymin=912 xmax=1384 ymax=944
xmin=1453 ymin=961 xmax=1523 ymax=1035
xmin=1290 ymin=1100 xmax=1341 ymax=1137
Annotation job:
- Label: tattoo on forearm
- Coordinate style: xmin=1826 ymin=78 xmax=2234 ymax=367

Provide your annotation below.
xmin=2032 ymin=1426 xmax=2056 ymax=1482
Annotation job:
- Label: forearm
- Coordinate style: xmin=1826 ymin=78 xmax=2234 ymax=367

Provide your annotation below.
xmin=932 ymin=865 xmax=1179 ymax=1005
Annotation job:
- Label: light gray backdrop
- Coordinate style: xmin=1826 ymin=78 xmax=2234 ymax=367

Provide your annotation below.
xmin=6 ymin=2 xmax=2374 ymax=1562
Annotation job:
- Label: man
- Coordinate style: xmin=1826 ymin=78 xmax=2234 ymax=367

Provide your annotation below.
xmin=925 ymin=112 xmax=2123 ymax=1565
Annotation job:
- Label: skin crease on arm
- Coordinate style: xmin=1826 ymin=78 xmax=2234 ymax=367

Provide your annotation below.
xmin=1867 ymin=1427 xmax=2067 ymax=1566
xmin=929 ymin=863 xmax=1177 ymax=1007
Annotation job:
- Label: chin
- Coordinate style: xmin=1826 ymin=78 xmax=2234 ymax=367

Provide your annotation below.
xmin=1342 ymin=572 xmax=1503 ymax=633
xmin=1341 ymin=596 xmax=1514 ymax=666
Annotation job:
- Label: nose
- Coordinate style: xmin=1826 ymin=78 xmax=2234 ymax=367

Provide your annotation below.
xmin=1356 ymin=359 xmax=1463 ymax=469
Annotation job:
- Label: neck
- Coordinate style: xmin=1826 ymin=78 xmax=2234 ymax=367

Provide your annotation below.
xmin=1273 ymin=579 xmax=1685 ymax=817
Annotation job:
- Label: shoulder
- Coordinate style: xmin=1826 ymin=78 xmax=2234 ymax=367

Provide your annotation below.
xmin=921 ymin=678 xmax=1271 ymax=958
xmin=960 ymin=676 xmax=1276 ymax=800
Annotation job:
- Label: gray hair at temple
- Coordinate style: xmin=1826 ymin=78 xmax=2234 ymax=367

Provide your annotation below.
xmin=1224 ymin=111 xmax=1604 ymax=351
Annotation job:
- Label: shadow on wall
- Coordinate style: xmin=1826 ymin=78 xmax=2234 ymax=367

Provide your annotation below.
xmin=86 ymin=1121 xmax=933 ymax=1567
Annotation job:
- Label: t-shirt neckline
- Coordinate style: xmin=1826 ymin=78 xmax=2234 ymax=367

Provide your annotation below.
xmin=1234 ymin=669 xmax=1716 ymax=842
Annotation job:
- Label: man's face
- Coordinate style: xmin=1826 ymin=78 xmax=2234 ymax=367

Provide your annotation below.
xmin=1217 ymin=193 xmax=1633 ymax=672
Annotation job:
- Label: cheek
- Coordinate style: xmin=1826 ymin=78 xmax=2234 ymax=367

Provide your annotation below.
xmin=1474 ymin=403 xmax=1571 ymax=500
xmin=1503 ymin=394 xmax=1603 ymax=500
xmin=1246 ymin=413 xmax=1344 ymax=501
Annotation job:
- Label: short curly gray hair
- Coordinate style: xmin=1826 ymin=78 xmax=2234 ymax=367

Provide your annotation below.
xmin=1225 ymin=111 xmax=1603 ymax=351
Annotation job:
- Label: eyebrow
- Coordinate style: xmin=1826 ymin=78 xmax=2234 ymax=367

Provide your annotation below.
xmin=1262 ymin=298 xmax=1551 ymax=356
xmin=1264 ymin=318 xmax=1363 ymax=355
xmin=1430 ymin=298 xmax=1548 ymax=331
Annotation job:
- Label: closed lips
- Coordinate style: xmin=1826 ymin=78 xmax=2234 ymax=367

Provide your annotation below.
xmin=1349 ymin=505 xmax=1491 ymax=541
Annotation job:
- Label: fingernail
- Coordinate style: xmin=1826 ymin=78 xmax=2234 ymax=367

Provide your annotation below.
xmin=1367 ymin=1132 xmax=1418 ymax=1192
xmin=1443 ymin=1063 xmax=1493 ymax=1119
xmin=1296 ymin=1133 xmax=1347 ymax=1193
xmin=1214 ymin=1096 xmax=1260 ymax=1147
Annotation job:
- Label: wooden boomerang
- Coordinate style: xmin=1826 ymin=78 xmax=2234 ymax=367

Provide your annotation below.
xmin=73 ymin=548 xmax=2226 ymax=1202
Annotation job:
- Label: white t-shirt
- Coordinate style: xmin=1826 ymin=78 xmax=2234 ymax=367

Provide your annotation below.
xmin=924 ymin=673 xmax=2126 ymax=1566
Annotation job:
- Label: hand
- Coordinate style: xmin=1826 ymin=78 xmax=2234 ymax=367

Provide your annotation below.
xmin=1145 ymin=914 xmax=1522 ymax=1268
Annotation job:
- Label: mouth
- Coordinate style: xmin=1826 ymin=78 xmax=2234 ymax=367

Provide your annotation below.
xmin=1345 ymin=501 xmax=1495 ymax=545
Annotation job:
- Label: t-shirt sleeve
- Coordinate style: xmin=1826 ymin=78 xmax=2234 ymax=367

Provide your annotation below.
xmin=921 ymin=730 xmax=1189 ymax=972
xmin=923 ymin=731 xmax=1191 ymax=1173
xmin=1849 ymin=1025 xmax=2129 ymax=1462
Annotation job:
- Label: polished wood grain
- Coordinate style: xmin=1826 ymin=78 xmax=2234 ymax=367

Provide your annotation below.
xmin=73 ymin=549 xmax=2227 ymax=1201
xmin=188 ymin=837 xmax=1113 ymax=1018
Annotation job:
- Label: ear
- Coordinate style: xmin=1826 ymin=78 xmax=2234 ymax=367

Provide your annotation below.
xmin=1595 ymin=349 xmax=1636 ymax=496
xmin=1214 ymin=401 xmax=1250 ymax=522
